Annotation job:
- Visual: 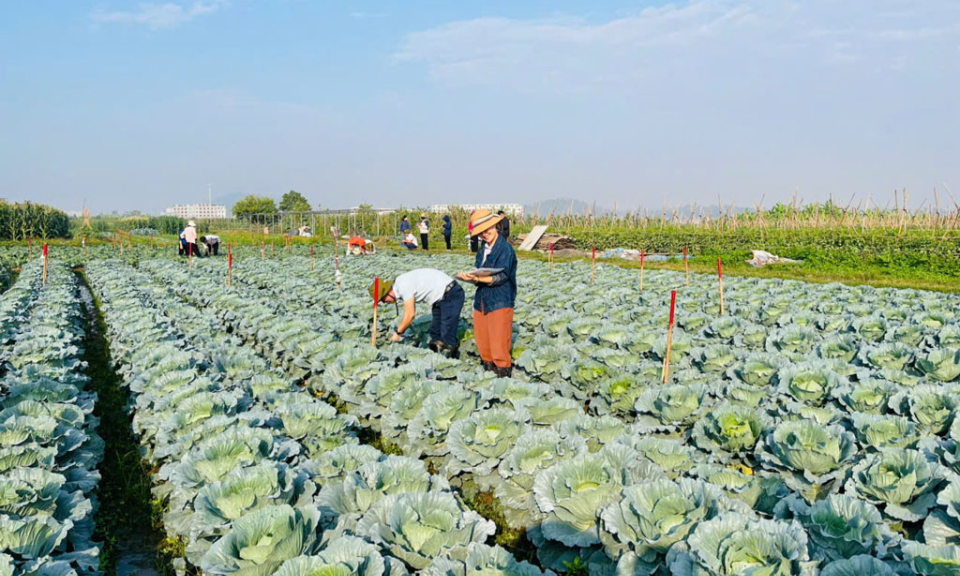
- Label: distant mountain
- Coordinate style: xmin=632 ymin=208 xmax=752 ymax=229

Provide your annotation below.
xmin=524 ymin=198 xmax=610 ymax=217
xmin=213 ymin=193 xmax=244 ymax=212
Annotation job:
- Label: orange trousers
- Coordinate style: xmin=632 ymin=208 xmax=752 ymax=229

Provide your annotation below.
xmin=473 ymin=308 xmax=514 ymax=368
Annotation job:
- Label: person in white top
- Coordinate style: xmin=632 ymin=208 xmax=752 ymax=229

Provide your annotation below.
xmin=200 ymin=234 xmax=221 ymax=256
xmin=401 ymin=232 xmax=418 ymax=250
xmin=370 ymin=268 xmax=465 ymax=357
xmin=418 ymin=216 xmax=430 ymax=251
xmin=180 ymin=221 xmax=201 ymax=257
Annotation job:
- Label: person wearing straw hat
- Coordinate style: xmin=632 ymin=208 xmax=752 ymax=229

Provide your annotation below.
xmin=180 ymin=220 xmax=202 ymax=258
xmin=457 ymin=209 xmax=518 ymax=377
xmin=370 ymin=268 xmax=465 ymax=358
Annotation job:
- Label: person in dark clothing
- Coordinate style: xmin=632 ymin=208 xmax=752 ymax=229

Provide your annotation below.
xmin=496 ymin=210 xmax=511 ymax=242
xmin=442 ymin=215 xmax=452 ymax=250
xmin=399 ymin=216 xmax=411 ymax=236
xmin=200 ymin=235 xmax=221 ymax=256
xmin=457 ymin=209 xmax=518 ymax=377
xmin=468 ymin=212 xmax=480 ymax=253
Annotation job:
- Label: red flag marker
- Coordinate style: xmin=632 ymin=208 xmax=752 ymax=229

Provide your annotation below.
xmin=371 ymin=276 xmax=380 ymax=347
xmin=42 ymin=243 xmax=48 ymax=285
xmin=663 ymin=289 xmax=677 ymax=383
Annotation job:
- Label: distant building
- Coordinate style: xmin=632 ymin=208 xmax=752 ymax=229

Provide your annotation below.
xmin=428 ymin=204 xmax=524 ymax=217
xmin=164 ymin=204 xmax=228 ymax=219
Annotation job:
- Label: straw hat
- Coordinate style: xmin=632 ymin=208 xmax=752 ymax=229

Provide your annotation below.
xmin=187 ymin=220 xmax=196 ymax=227
xmin=369 ymin=278 xmax=394 ymax=303
xmin=468 ymin=209 xmax=503 ymax=237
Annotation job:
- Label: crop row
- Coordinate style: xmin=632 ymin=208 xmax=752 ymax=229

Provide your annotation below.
xmin=0 ymin=260 xmax=103 ymax=575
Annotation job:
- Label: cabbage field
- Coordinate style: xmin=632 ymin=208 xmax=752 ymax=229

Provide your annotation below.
xmin=4 ymin=248 xmax=960 ymax=576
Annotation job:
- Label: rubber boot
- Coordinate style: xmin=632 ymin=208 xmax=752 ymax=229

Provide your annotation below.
xmin=443 ymin=346 xmax=460 ymax=360
xmin=482 ymin=361 xmax=496 ymax=373
xmin=428 ymin=340 xmax=444 ymax=354
xmin=494 ymin=366 xmax=513 ymax=378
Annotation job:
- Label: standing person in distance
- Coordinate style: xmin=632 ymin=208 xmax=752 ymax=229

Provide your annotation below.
xmin=180 ymin=221 xmax=202 ymax=258
xmin=370 ymin=269 xmax=465 ymax=358
xmin=496 ymin=210 xmax=511 ymax=243
xmin=468 ymin=211 xmax=480 ymax=253
xmin=399 ymin=215 xmax=411 ymax=238
xmin=457 ymin=209 xmax=518 ymax=377
xmin=418 ymin=215 xmax=430 ymax=251
xmin=442 ymin=215 xmax=453 ymax=251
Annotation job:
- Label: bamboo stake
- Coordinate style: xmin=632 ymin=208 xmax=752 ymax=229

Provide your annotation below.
xmin=639 ymin=249 xmax=645 ymax=291
xmin=662 ymin=290 xmax=677 ymax=383
xmin=227 ymin=247 xmax=233 ymax=286
xmin=683 ymin=246 xmax=689 ymax=287
xmin=188 ymin=242 xmax=193 ymax=270
xmin=718 ymin=257 xmax=725 ymax=316
xmin=372 ymin=276 xmax=380 ymax=347
xmin=41 ymin=244 xmax=48 ymax=286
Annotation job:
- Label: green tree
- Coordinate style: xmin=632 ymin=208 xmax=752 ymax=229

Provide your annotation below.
xmin=279 ymin=190 xmax=311 ymax=213
xmin=232 ymin=195 xmax=278 ymax=222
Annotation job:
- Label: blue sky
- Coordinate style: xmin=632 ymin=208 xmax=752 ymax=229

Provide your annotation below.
xmin=1 ymin=0 xmax=957 ymax=214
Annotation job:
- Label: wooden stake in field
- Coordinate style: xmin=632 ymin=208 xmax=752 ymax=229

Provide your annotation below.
xmin=548 ymin=243 xmax=555 ymax=271
xmin=683 ymin=246 xmax=690 ymax=287
xmin=41 ymin=244 xmax=48 ymax=286
xmin=591 ymin=246 xmax=596 ymax=285
xmin=335 ymin=255 xmax=341 ymax=290
xmin=639 ymin=249 xmax=645 ymax=291
xmin=662 ymin=290 xmax=677 ymax=383
xmin=371 ymin=276 xmax=380 ymax=347
xmin=227 ymin=249 xmax=233 ymax=286
xmin=310 ymin=245 xmax=315 ymax=270
xmin=188 ymin=242 xmax=193 ymax=270
xmin=718 ymin=257 xmax=725 ymax=316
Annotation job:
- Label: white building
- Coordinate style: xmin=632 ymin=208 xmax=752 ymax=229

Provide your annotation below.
xmin=428 ymin=204 xmax=524 ymax=217
xmin=164 ymin=204 xmax=228 ymax=220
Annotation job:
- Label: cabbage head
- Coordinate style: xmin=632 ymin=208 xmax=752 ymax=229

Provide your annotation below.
xmin=634 ymin=384 xmax=710 ymax=429
xmin=690 ymin=465 xmax=789 ymax=516
xmin=850 ymin=413 xmax=920 ymax=452
xmin=820 ymin=555 xmax=901 ymax=576
xmin=728 ymin=353 xmax=786 ymax=387
xmin=692 ymin=403 xmax=769 ymax=460
xmin=777 ymin=363 xmax=844 ymax=406
xmin=846 ymin=449 xmax=946 ymax=522
xmin=598 ymin=478 xmax=743 ymax=574
xmin=766 ymin=326 xmax=820 ymax=361
xmin=496 ymin=428 xmax=587 ymax=530
xmin=666 ymin=515 xmax=816 ymax=576
xmin=421 ymin=543 xmax=555 ymax=576
xmin=889 ymin=385 xmax=957 ymax=435
xmin=833 ymin=380 xmax=899 ymax=415
xmin=595 ymin=375 xmax=646 ymax=417
xmin=774 ymin=494 xmax=897 ymax=562
xmin=273 ymin=536 xmax=394 ymax=576
xmin=692 ymin=345 xmax=738 ymax=374
xmin=200 ymin=504 xmax=323 ymax=576
xmin=902 ymin=542 xmax=960 ymax=576
xmin=556 ymin=415 xmax=629 ymax=453
xmin=916 ymin=349 xmax=960 ymax=382
xmin=446 ymin=408 xmax=529 ymax=483
xmin=356 ymin=491 xmax=495 ymax=570
xmin=923 ymin=480 xmax=960 ymax=547
xmin=758 ymin=420 xmax=858 ymax=502
xmin=860 ymin=343 xmax=914 ymax=372
xmin=816 ymin=334 xmax=859 ymax=362
xmin=514 ymin=397 xmax=581 ymax=428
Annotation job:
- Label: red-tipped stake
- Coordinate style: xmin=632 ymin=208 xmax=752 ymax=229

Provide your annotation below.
xmin=336 ymin=255 xmax=341 ymax=290
xmin=371 ymin=276 xmax=380 ymax=347
xmin=683 ymin=246 xmax=690 ymax=287
xmin=548 ymin=243 xmax=555 ymax=270
xmin=189 ymin=242 xmax=193 ymax=270
xmin=227 ymin=246 xmax=233 ymax=287
xmin=718 ymin=257 xmax=725 ymax=316
xmin=662 ymin=290 xmax=677 ymax=383
xmin=639 ymin=249 xmax=645 ymax=291
xmin=41 ymin=244 xmax=48 ymax=286
xmin=591 ymin=246 xmax=597 ymax=285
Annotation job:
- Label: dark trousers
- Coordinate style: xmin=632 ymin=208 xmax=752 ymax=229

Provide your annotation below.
xmin=444 ymin=234 xmax=452 ymax=250
xmin=420 ymin=233 xmax=429 ymax=250
xmin=184 ymin=243 xmax=202 ymax=257
xmin=431 ymin=283 xmax=465 ymax=347
xmin=209 ymin=242 xmax=219 ymax=255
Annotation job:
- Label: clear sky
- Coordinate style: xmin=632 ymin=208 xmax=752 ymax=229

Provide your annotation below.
xmin=1 ymin=0 xmax=957 ymax=214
